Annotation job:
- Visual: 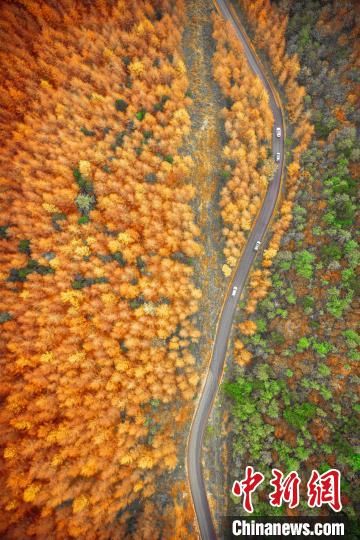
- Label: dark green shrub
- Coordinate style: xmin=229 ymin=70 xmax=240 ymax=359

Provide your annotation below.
xmin=112 ymin=252 xmax=126 ymax=267
xmin=18 ymin=239 xmax=31 ymax=255
xmin=72 ymin=275 xmax=108 ymax=289
xmin=80 ymin=127 xmax=96 ymax=136
xmin=0 ymin=225 xmax=9 ymax=239
xmin=8 ymin=260 xmax=54 ymax=282
xmin=153 ymin=95 xmax=169 ymax=112
xmin=114 ymin=99 xmax=128 ymax=112
xmin=129 ymin=297 xmax=145 ymax=310
xmin=0 ymin=312 xmax=12 ymax=323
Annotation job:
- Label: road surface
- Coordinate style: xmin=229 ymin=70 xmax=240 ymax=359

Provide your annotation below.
xmin=186 ymin=1 xmax=285 ymax=539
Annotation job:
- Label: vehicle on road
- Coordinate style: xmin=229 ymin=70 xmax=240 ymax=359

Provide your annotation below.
xmin=276 ymin=127 xmax=282 ymax=138
xmin=187 ymin=3 xmax=284 ymax=539
xmin=275 ymin=152 xmax=281 ymax=162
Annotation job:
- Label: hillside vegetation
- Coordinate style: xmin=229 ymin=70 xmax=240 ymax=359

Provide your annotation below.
xmin=225 ymin=0 xmax=359 ymax=519
xmin=212 ymin=14 xmax=273 ymax=276
xmin=0 ymin=1 xmax=200 ymax=537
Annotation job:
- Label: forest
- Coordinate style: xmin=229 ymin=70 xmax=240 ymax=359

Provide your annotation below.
xmin=223 ymin=0 xmax=359 ymax=523
xmin=0 ymin=0 xmax=199 ymax=537
xmin=212 ymin=13 xmax=273 ymax=276
xmin=0 ymin=0 xmax=358 ymax=538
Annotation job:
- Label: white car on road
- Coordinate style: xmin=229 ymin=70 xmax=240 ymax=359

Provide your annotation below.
xmin=276 ymin=127 xmax=282 ymax=138
xmin=275 ymin=152 xmax=281 ymax=162
xmin=254 ymin=240 xmax=261 ymax=251
xmin=231 ymin=286 xmax=238 ymax=297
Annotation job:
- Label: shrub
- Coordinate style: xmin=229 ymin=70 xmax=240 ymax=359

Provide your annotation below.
xmin=8 ymin=260 xmax=54 ymax=282
xmin=0 ymin=225 xmax=8 ymax=239
xmin=318 ymin=363 xmax=331 ymax=377
xmin=80 ymin=127 xmax=96 ymax=136
xmin=321 ymin=243 xmax=342 ymax=263
xmin=114 ymin=99 xmax=128 ymax=112
xmin=112 ymin=252 xmax=126 ymax=267
xmin=296 ymin=336 xmax=310 ymax=352
xmin=283 ymin=403 xmax=317 ymax=430
xmin=0 ymin=312 xmax=12 ymax=323
xmin=326 ymin=287 xmax=353 ymax=318
xmin=171 ymin=251 xmax=194 ymax=265
xmin=72 ymin=275 xmax=108 ymax=289
xmin=294 ymin=250 xmax=315 ymax=279
xmin=342 ymin=329 xmax=360 ymax=348
xmin=135 ymin=109 xmax=146 ymax=121
xmin=153 ymin=95 xmax=169 ymax=112
xmin=18 ymin=239 xmax=31 ymax=254
xmin=312 ymin=340 xmax=332 ymax=357
xmin=78 ymin=216 xmax=90 ymax=225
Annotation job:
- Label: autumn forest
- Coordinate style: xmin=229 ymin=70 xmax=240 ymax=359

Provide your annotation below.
xmin=0 ymin=0 xmax=358 ymax=538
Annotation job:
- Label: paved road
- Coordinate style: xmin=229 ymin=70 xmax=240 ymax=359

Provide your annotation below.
xmin=186 ymin=1 xmax=285 ymax=539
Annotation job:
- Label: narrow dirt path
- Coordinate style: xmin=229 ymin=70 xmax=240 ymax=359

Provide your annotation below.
xmin=181 ymin=3 xmax=229 ymax=531
xmin=182 ymin=0 xmax=226 ymax=372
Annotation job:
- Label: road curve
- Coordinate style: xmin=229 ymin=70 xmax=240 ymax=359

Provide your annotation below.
xmin=186 ymin=1 xmax=285 ymax=539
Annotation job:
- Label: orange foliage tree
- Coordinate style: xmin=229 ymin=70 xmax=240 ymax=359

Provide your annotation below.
xmin=212 ymin=14 xmax=274 ymax=275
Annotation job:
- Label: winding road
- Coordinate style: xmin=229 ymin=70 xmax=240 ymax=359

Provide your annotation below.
xmin=186 ymin=1 xmax=285 ymax=539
